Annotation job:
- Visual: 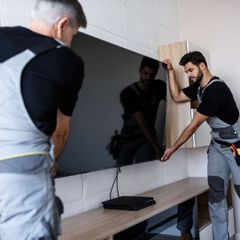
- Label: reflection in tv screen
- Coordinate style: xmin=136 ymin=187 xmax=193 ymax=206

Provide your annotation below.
xmin=57 ymin=32 xmax=167 ymax=177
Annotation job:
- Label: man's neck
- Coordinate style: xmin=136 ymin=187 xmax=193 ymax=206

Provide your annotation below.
xmin=200 ymin=72 xmax=213 ymax=88
xmin=28 ymin=21 xmax=54 ymax=38
xmin=137 ymin=81 xmax=150 ymax=92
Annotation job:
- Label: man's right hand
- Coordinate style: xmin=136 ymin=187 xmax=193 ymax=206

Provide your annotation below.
xmin=51 ymin=161 xmax=59 ymax=176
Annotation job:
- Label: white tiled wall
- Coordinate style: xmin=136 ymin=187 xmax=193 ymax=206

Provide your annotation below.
xmin=80 ymin=0 xmax=180 ymax=59
xmin=0 ymin=0 xmax=187 ymax=218
xmin=56 ymin=157 xmax=188 ymax=217
xmin=0 ymin=0 xmax=35 ymax=26
xmin=56 ymin=175 xmax=85 ymax=217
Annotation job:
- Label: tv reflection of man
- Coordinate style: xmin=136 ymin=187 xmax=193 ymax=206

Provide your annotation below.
xmin=117 ymin=57 xmax=166 ymax=166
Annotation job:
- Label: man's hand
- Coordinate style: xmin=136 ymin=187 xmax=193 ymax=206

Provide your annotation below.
xmin=160 ymin=112 xmax=208 ymax=162
xmin=51 ymin=161 xmax=59 ymax=176
xmin=52 ymin=111 xmax=71 ymax=160
xmin=132 ymin=111 xmax=162 ymax=158
xmin=162 ymin=58 xmax=174 ymax=71
xmin=160 ymin=146 xmax=176 ymax=162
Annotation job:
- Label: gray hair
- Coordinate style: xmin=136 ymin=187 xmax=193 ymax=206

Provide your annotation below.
xmin=31 ymin=0 xmax=87 ymax=28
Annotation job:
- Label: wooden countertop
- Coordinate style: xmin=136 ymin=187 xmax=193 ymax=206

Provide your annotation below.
xmin=60 ymin=177 xmax=209 ymax=240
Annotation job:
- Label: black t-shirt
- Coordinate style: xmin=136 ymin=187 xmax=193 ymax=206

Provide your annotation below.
xmin=182 ymin=77 xmax=239 ymax=125
xmin=120 ymin=80 xmax=166 ymax=133
xmin=0 ymin=26 xmax=84 ymax=135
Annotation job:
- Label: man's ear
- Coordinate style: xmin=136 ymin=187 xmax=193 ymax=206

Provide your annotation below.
xmin=56 ymin=16 xmax=69 ymax=37
xmin=199 ymin=62 xmax=206 ymax=71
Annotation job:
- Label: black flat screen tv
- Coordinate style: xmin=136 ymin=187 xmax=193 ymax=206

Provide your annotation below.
xmin=57 ymin=32 xmax=167 ymax=177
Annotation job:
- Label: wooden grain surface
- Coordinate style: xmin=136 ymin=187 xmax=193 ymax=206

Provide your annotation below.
xmin=60 ymin=177 xmax=209 ymax=240
xmin=158 ymin=41 xmax=192 ymax=148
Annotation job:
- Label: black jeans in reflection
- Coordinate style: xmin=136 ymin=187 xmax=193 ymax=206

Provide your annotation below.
xmin=177 ymin=198 xmax=195 ymax=234
xmin=116 ymin=137 xmax=155 ymax=167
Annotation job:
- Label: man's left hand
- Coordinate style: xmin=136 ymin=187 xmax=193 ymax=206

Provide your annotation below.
xmin=160 ymin=147 xmax=176 ymax=162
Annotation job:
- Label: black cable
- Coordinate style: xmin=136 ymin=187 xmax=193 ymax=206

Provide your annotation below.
xmin=109 ymin=167 xmax=121 ymax=199
xmin=116 ymin=167 xmax=121 ymax=197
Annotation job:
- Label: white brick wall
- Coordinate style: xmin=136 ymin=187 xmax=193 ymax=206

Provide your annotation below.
xmin=81 ymin=0 xmax=180 ymax=59
xmin=0 ymin=0 xmax=186 ymax=218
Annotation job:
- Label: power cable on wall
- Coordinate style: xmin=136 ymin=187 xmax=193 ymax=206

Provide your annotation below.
xmin=109 ymin=167 xmax=121 ymax=200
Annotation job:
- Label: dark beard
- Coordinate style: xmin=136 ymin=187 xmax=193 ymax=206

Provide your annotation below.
xmin=196 ymin=72 xmax=203 ymax=83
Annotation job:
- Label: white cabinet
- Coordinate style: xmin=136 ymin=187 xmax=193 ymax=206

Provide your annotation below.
xmin=158 ymin=40 xmax=211 ymax=148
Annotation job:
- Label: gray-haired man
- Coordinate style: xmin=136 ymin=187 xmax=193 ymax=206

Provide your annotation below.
xmin=0 ymin=0 xmax=86 ymax=239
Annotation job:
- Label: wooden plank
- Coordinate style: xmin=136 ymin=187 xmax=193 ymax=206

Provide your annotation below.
xmin=60 ymin=177 xmax=209 ymax=240
xmin=158 ymin=41 xmax=192 ymax=148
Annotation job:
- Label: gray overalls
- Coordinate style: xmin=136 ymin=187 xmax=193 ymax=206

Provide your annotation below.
xmin=0 ymin=42 xmax=62 ymax=239
xmin=0 ymin=43 xmax=62 ymax=160
xmin=198 ymin=79 xmax=240 ymax=240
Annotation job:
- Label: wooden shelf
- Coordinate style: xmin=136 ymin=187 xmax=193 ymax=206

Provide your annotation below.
xmin=60 ymin=178 xmax=209 ymax=240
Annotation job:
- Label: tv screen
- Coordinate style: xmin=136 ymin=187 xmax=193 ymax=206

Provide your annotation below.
xmin=57 ymin=32 xmax=167 ymax=176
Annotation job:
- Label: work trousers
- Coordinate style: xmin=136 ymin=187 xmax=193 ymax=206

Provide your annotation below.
xmin=208 ymin=141 xmax=240 ymax=240
xmin=0 ymin=170 xmax=60 ymax=240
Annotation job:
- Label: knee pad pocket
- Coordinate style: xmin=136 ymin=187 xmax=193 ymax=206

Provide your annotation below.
xmin=208 ymin=176 xmax=225 ymax=204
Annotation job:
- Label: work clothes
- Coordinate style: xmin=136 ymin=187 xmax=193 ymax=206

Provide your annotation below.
xmin=183 ymin=77 xmax=240 ymax=240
